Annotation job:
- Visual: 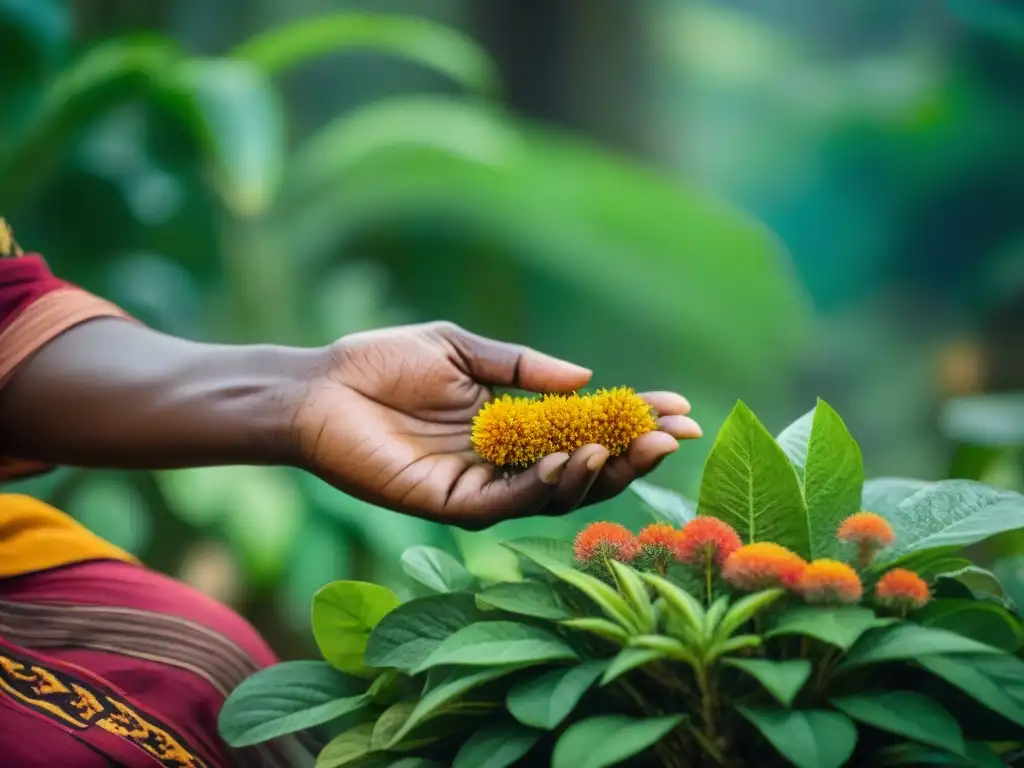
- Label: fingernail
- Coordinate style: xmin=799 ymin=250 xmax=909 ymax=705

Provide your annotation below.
xmin=586 ymin=452 xmax=608 ymax=472
xmin=680 ymin=416 xmax=703 ymax=438
xmin=540 ymin=454 xmax=571 ymax=485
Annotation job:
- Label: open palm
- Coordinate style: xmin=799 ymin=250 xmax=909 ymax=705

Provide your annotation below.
xmin=296 ymin=322 xmax=701 ymax=528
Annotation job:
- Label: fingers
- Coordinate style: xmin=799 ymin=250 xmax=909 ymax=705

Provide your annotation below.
xmin=545 ymin=444 xmax=610 ymax=516
xmin=658 ymin=414 xmax=703 ymax=440
xmin=585 ymin=431 xmax=682 ymax=505
xmin=640 ymin=391 xmax=692 ymax=416
xmin=440 ymin=324 xmax=592 ymax=393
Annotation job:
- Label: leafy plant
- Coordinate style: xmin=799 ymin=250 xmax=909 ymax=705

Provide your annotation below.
xmin=220 ymin=399 xmax=1024 ymax=767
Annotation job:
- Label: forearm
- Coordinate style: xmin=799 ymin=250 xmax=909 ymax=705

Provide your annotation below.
xmin=0 ymin=318 xmax=323 ymax=470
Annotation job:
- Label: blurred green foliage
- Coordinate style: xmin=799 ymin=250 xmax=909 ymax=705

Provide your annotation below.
xmin=2 ymin=0 xmax=1022 ymax=658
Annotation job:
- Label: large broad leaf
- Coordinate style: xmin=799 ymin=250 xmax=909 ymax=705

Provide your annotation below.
xmin=698 ymin=401 xmax=809 ymax=555
xmin=737 ymin=707 xmax=857 ymax=768
xmin=452 ymin=722 xmax=540 ymax=768
xmin=231 ymin=12 xmax=500 ymax=93
xmin=629 ymin=480 xmax=696 ymax=526
xmin=916 ymin=654 xmax=1024 ymax=728
xmin=399 ymin=546 xmax=477 ymax=594
xmin=392 ymin=664 xmax=525 ymax=745
xmin=875 ymin=480 xmax=1024 ymax=561
xmin=413 ymin=621 xmax=578 ymax=673
xmin=831 ymin=691 xmax=964 ymax=755
xmin=476 ymin=580 xmax=571 ymax=621
xmin=159 ymin=57 xmax=285 ymax=217
xmin=724 ymin=659 xmax=811 ymax=707
xmin=551 ymin=715 xmax=685 ymax=768
xmin=777 ymin=400 xmax=864 ymax=558
xmin=501 ymin=537 xmax=577 ymax=570
xmin=915 ymin=599 xmax=1022 ymax=652
xmin=506 ymin=661 xmax=607 ymax=730
xmin=841 ymin=624 xmax=1004 ymax=670
xmin=861 ymin=477 xmax=932 ymax=518
xmin=218 ymin=661 xmax=366 ymax=747
xmin=365 ymin=593 xmax=488 ymax=673
xmin=312 ymin=581 xmax=401 ymax=676
xmin=284 ymin=96 xmax=808 ymax=386
xmin=766 ymin=606 xmax=887 ymax=651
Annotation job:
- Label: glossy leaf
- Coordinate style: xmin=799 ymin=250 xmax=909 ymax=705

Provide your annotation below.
xmin=413 ymin=621 xmax=577 ymax=673
xmin=916 ymin=599 xmax=1022 ymax=652
xmin=766 ymin=606 xmax=886 ymax=650
xmin=640 ymin=571 xmax=705 ymax=635
xmin=738 ymin=707 xmax=857 ymax=768
xmin=501 ymin=537 xmax=577 ymax=570
xmin=629 ymin=480 xmax=697 ymax=526
xmin=875 ymin=480 xmax=1024 ymax=562
xmin=698 ymin=401 xmax=810 ymax=556
xmin=725 ymin=659 xmax=811 ymax=707
xmin=831 ymin=691 xmax=964 ymax=755
xmin=364 ymin=593 xmax=487 ymax=673
xmin=861 ymin=477 xmax=931 ymax=517
xmin=551 ymin=715 xmax=685 ymax=768
xmin=506 ymin=661 xmax=607 ymax=730
xmin=608 ymin=560 xmax=656 ymax=633
xmin=841 ymin=624 xmax=1003 ymax=670
xmin=312 ymin=581 xmax=401 ymax=677
xmin=218 ymin=661 xmax=365 ymax=747
xmin=916 ymin=654 xmax=1024 ymax=727
xmin=476 ymin=580 xmax=571 ymax=621
xmin=316 ymin=722 xmax=376 ymax=768
xmin=521 ymin=552 xmax=639 ymax=632
xmin=561 ymin=617 xmax=630 ymax=644
xmin=231 ymin=12 xmax=500 ymax=93
xmin=399 ymin=546 xmax=477 ymax=594
xmin=716 ymin=589 xmax=784 ymax=640
xmin=452 ymin=722 xmax=540 ymax=768
xmin=600 ymin=648 xmax=663 ymax=686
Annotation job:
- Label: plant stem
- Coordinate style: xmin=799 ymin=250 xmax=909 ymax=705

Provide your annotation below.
xmin=705 ymin=560 xmax=713 ymax=608
xmin=696 ymin=665 xmax=717 ymax=750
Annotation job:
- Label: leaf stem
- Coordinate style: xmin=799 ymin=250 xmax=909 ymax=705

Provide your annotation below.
xmin=705 ymin=560 xmax=713 ymax=608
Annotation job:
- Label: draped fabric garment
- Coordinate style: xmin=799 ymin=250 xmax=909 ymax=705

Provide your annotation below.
xmin=0 ymin=220 xmax=292 ymax=767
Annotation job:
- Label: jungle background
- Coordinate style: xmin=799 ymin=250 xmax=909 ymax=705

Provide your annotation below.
xmin=1 ymin=0 xmax=1022 ymax=659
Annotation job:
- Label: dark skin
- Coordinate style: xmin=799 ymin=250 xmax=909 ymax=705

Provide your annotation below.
xmin=0 ymin=319 xmax=701 ymax=529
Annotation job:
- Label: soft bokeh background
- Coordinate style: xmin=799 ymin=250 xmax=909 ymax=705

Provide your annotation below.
xmin=2 ymin=0 xmax=1022 ymax=658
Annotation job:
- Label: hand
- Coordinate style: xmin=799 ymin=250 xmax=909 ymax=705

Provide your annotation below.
xmin=294 ymin=322 xmax=702 ymax=529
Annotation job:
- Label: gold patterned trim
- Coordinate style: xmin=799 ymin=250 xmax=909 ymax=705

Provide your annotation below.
xmin=0 ymin=645 xmax=207 ymax=767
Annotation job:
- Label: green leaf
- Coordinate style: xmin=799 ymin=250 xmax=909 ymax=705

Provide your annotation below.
xmin=316 ymin=721 xmax=376 ymax=768
xmin=629 ymin=480 xmax=696 ymax=526
xmin=476 ymin=580 xmax=570 ymax=621
xmin=776 ymin=407 xmax=815 ymax=483
xmin=218 ymin=661 xmax=365 ymax=747
xmin=802 ymin=401 xmax=865 ymax=559
xmin=629 ymin=634 xmax=699 ymax=665
xmin=160 ymin=57 xmax=285 ymax=217
xmin=452 ymin=722 xmax=540 ymax=768
xmin=607 ymin=560 xmax=656 ymax=633
xmin=397 ymin=665 xmax=525 ymax=743
xmin=371 ymin=701 xmax=418 ymax=751
xmin=916 ymin=654 xmax=1024 ymax=727
xmin=364 ymin=593 xmax=487 ymax=673
xmin=875 ymin=480 xmax=1024 ymax=562
xmin=831 ymin=691 xmax=964 ymax=755
xmin=698 ymin=401 xmax=810 ymax=556
xmin=862 ymin=477 xmax=931 ymax=517
xmin=915 ymin=599 xmax=1022 ymax=652
xmin=715 ymin=589 xmax=784 ymax=640
xmin=876 ymin=741 xmax=1007 ymax=767
xmin=766 ymin=606 xmax=885 ymax=650
xmin=639 ymin=571 xmax=705 ymax=635
xmin=502 ymin=537 xmax=577 ymax=570
xmin=600 ymin=648 xmax=663 ymax=686
xmin=312 ymin=581 xmax=401 ymax=676
xmin=414 ymin=621 xmax=578 ymax=673
xmin=842 ymin=624 xmax=1004 ymax=670
xmin=507 ymin=661 xmax=607 ymax=730
xmin=738 ymin=707 xmax=857 ymax=768
xmin=551 ymin=715 xmax=685 ymax=768
xmin=399 ymin=546 xmax=476 ymax=594
xmin=231 ymin=12 xmax=500 ymax=93
xmin=940 ymin=565 xmax=1005 ymax=600
xmin=522 ymin=553 xmax=639 ymax=632
xmin=560 ymin=617 xmax=630 ymax=644
xmin=724 ymin=659 xmax=811 ymax=707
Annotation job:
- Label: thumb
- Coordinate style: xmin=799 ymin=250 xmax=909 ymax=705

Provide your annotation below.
xmin=441 ymin=323 xmax=592 ymax=393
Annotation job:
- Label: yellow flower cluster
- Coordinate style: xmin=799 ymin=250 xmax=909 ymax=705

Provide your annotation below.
xmin=471 ymin=387 xmax=658 ymax=468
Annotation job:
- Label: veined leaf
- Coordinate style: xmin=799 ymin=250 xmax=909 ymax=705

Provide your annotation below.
xmin=861 ymin=477 xmax=931 ymax=518
xmin=551 ymin=715 xmax=685 ymax=768
xmin=831 ymin=691 xmax=964 ymax=755
xmin=629 ymin=480 xmax=697 ymax=526
xmin=452 ymin=721 xmax=540 ymax=768
xmin=698 ymin=401 xmax=810 ymax=556
xmin=725 ymin=658 xmax=811 ymax=707
xmin=738 ymin=707 xmax=857 ymax=768
xmin=231 ymin=12 xmax=500 ymax=94
xmin=841 ymin=624 xmax=1003 ymax=670
xmin=916 ymin=654 xmax=1024 ymax=728
xmin=501 ymin=537 xmax=577 ymax=570
xmin=400 ymin=545 xmax=477 ymax=594
xmin=506 ymin=661 xmax=606 ymax=730
xmin=476 ymin=580 xmax=571 ymax=621
xmin=312 ymin=581 xmax=401 ymax=677
xmin=766 ymin=605 xmax=886 ymax=651
xmin=316 ymin=722 xmax=376 ymax=768
xmin=413 ymin=621 xmax=577 ymax=673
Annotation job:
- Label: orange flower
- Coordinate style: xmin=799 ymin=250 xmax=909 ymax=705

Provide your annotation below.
xmin=875 ymin=568 xmax=930 ymax=610
xmin=674 ymin=518 xmax=742 ymax=568
xmin=837 ymin=512 xmax=895 ymax=548
xmin=796 ymin=559 xmax=863 ymax=604
xmin=574 ymin=521 xmax=639 ymax=564
xmin=722 ymin=543 xmax=807 ymax=591
xmin=472 ymin=388 xmax=657 ymax=468
xmin=638 ymin=523 xmax=678 ymax=552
